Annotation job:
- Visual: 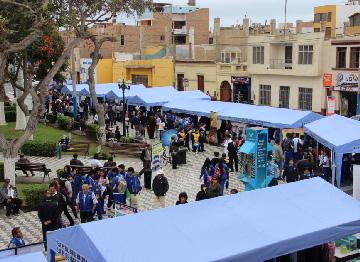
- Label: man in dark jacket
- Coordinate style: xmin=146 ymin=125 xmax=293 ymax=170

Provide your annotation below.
xmin=38 ymin=192 xmax=60 ymax=250
xmin=69 ymin=154 xmax=84 ymax=166
xmin=103 ymin=157 xmax=117 ymax=168
xmin=227 ymin=139 xmax=238 ymax=172
xmin=152 ymin=170 xmax=169 ymax=208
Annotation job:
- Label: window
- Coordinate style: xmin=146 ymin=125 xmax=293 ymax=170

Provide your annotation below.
xmin=173 ymin=21 xmax=186 ymax=29
xmin=259 ymin=85 xmax=271 ymax=105
xmin=279 ymin=86 xmax=290 ymax=108
xmin=221 ymin=51 xmax=241 ymax=63
xmin=336 ymin=47 xmax=347 ymax=68
xmin=298 ymin=87 xmax=313 ymax=110
xmin=120 ymin=35 xmax=125 ymax=46
xmin=209 ymin=37 xmax=214 ymax=44
xmin=160 ymin=35 xmax=165 ymax=41
xmin=314 ymin=28 xmax=320 ymax=32
xmin=314 ymin=13 xmax=320 ymax=23
xmin=253 ymin=46 xmax=264 ymax=64
xmin=174 ymin=35 xmax=186 ymax=44
xmin=327 ymin=12 xmax=332 ymax=22
xmin=132 ymin=75 xmax=148 ymax=87
xmin=197 ymin=75 xmax=204 ymax=92
xmin=350 ymin=47 xmax=360 ymax=68
xmin=298 ymin=45 xmax=313 ymax=65
xmin=350 ymin=14 xmax=360 ymax=27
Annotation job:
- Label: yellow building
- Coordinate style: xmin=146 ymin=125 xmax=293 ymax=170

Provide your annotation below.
xmin=112 ymin=58 xmax=173 ymax=87
xmin=96 ymin=59 xmax=113 ymax=83
xmin=314 ymin=3 xmax=360 ymax=38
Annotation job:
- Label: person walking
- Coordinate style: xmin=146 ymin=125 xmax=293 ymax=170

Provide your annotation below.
xmin=139 ymin=144 xmax=152 ymax=176
xmin=152 ymin=170 xmax=169 ymax=209
xmin=227 ymin=138 xmax=239 ymax=172
xmin=200 ymin=158 xmax=213 ymax=189
xmin=8 ymin=227 xmax=25 ymax=248
xmin=126 ymin=167 xmax=141 ymax=209
xmin=49 ymin=182 xmax=74 ymax=227
xmin=208 ymin=177 xmax=221 ymax=198
xmin=0 ymin=179 xmax=22 ymax=217
xmin=69 ymin=154 xmax=84 ymax=166
xmin=38 ymin=192 xmax=60 ymax=250
xmin=76 ymin=184 xmax=97 ymax=223
xmin=272 ymin=140 xmax=284 ymax=172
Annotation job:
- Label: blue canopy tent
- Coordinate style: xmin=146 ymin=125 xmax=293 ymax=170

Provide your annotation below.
xmin=65 ymin=83 xmax=147 ymax=99
xmin=304 ymin=114 xmax=360 ymax=187
xmin=163 ymin=99 xmax=323 ymax=129
xmin=1 ymin=252 xmax=46 ymax=262
xmin=127 ymin=87 xmax=178 ymax=107
xmin=47 ymin=178 xmax=360 ymax=262
xmin=176 ymin=90 xmax=211 ymax=100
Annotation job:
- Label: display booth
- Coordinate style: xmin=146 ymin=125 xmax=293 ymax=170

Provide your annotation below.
xmin=47 ymin=178 xmax=360 ymax=262
xmin=304 ymin=114 xmax=360 ymax=187
xmin=239 ymin=127 xmax=273 ymax=191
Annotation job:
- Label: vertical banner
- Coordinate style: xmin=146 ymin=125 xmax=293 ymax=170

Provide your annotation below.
xmin=327 ymin=96 xmax=336 ymax=116
xmin=151 ymin=142 xmax=163 ymax=183
xmin=208 ymin=111 xmax=218 ymax=145
xmin=256 ymin=129 xmax=268 ymax=188
xmin=323 ymin=73 xmax=333 ymax=87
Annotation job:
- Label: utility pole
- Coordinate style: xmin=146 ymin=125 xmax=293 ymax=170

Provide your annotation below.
xmin=284 ymin=0 xmax=288 ymax=36
xmin=71 ymin=49 xmax=78 ymax=119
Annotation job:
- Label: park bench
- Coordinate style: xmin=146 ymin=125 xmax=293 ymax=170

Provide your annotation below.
xmin=110 ymin=142 xmax=149 ymax=158
xmin=15 ymin=163 xmax=51 ymax=182
xmin=66 ymin=165 xmax=93 ymax=175
xmin=65 ymin=142 xmax=90 ymax=157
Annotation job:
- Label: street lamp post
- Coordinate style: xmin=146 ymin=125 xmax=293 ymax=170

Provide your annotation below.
xmin=118 ymin=79 xmax=131 ymax=136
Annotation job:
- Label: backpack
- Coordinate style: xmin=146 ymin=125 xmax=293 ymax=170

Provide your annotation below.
xmin=282 ymin=139 xmax=293 ymax=152
xmin=116 ymin=176 xmax=127 ymax=194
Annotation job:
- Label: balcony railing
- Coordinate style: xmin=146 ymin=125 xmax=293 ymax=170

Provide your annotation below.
xmin=270 ymin=59 xmax=293 ymax=69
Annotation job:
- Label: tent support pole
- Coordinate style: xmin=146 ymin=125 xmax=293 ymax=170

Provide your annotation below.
xmin=331 ymin=150 xmax=335 ymax=185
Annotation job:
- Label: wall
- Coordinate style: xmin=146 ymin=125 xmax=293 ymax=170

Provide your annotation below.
xmin=313 ymin=5 xmax=337 ymax=37
xmin=112 ymin=58 xmax=173 ymax=87
xmin=251 ymin=75 xmax=325 ymax=113
xmin=186 ymin=8 xmax=210 ymax=45
xmin=175 ymin=61 xmax=217 ymax=95
xmin=96 ymin=59 xmax=113 ymax=84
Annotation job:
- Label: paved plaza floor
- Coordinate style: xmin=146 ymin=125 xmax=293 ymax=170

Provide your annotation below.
xmin=0 ymin=142 xmax=244 ymax=249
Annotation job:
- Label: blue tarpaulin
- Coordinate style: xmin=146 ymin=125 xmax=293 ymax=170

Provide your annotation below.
xmin=47 ymin=178 xmax=360 ymax=262
xmin=1 ymin=252 xmax=46 ymax=262
xmin=304 ymin=114 xmax=360 ymax=187
xmin=127 ymin=89 xmax=209 ymax=107
xmin=163 ymin=99 xmax=323 ymax=129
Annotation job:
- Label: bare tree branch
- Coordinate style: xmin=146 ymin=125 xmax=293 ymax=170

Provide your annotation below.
xmin=0 ymin=0 xmax=35 ymax=12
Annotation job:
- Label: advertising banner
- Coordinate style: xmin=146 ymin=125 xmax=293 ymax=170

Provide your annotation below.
xmin=323 ymin=73 xmax=333 ymax=87
xmin=334 ymin=72 xmax=359 ymax=91
xmin=327 ymin=96 xmax=336 ymax=116
xmin=208 ymin=111 xmax=218 ymax=145
xmin=114 ymin=203 xmax=137 ymax=217
xmin=161 ymin=129 xmax=178 ymax=147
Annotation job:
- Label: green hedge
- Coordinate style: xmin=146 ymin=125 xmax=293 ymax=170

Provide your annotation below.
xmin=58 ymin=115 xmax=73 ymax=130
xmin=22 ymin=184 xmax=49 ymax=211
xmin=4 ymin=105 xmax=16 ymax=112
xmin=47 ymin=114 xmax=57 ymax=124
xmin=86 ymin=124 xmax=100 ymax=140
xmin=21 ymin=141 xmax=57 ymax=157
xmin=0 ymin=162 xmax=3 ymax=182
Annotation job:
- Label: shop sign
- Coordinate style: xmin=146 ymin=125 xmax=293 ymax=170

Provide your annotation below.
xmin=327 ymin=96 xmax=336 ymax=116
xmin=323 ymin=73 xmax=333 ymax=87
xmin=334 ymin=72 xmax=359 ymax=91
xmin=231 ymin=76 xmax=250 ymax=84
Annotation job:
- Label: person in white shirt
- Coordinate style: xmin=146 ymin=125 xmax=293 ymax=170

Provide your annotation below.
xmin=90 ymin=154 xmax=103 ymax=168
xmin=319 ymin=149 xmax=331 ymax=182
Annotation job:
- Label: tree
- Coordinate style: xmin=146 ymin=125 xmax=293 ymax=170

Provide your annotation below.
xmin=0 ymin=0 xmax=152 ymax=185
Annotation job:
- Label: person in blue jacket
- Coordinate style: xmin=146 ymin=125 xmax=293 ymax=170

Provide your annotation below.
xmin=76 ymin=184 xmax=97 ymax=223
xmin=73 ymin=169 xmax=83 ymax=199
xmin=8 ymin=227 xmax=25 ymax=248
xmin=125 ymin=167 xmax=141 ymax=209
xmin=200 ymin=158 xmax=213 ymax=189
xmin=215 ymin=159 xmax=229 ymax=195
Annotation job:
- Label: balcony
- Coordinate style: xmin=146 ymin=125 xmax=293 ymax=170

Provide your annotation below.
xmin=172 ymin=26 xmax=187 ymax=35
xmin=270 ymin=59 xmax=293 ymax=69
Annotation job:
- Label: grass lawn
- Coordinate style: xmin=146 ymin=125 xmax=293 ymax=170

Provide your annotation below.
xmin=0 ymin=122 xmax=110 ymax=156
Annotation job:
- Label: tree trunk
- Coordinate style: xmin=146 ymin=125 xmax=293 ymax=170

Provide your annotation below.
xmin=87 ymin=36 xmax=115 ymax=146
xmin=26 ymin=116 xmax=33 ymax=140
xmin=15 ymin=70 xmax=27 ymax=130
xmin=0 ymin=102 xmax=6 ymax=125
xmin=3 ymin=149 xmax=17 ymax=185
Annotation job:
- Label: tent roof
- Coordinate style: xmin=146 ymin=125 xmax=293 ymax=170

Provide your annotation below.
xmin=163 ymin=99 xmax=323 ymax=128
xmin=65 ymin=83 xmax=147 ymax=98
xmin=48 ymin=178 xmax=360 ymax=262
xmin=304 ymin=114 xmax=360 ymax=152
xmin=0 ymin=252 xmax=46 ymax=262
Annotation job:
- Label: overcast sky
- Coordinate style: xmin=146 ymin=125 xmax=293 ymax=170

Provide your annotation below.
xmin=120 ymin=0 xmax=348 ymax=27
